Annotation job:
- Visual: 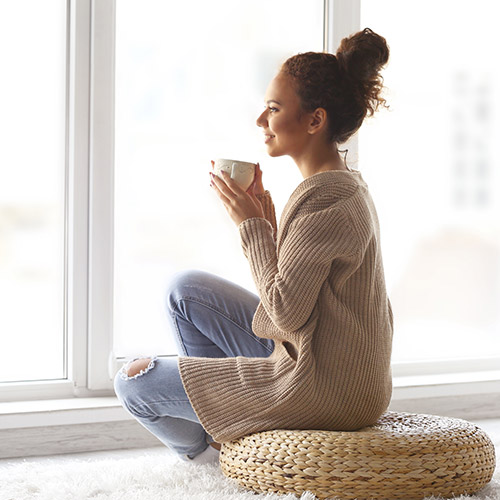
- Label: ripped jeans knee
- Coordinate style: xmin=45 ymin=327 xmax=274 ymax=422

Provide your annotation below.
xmin=118 ymin=356 xmax=159 ymax=381
xmin=113 ymin=356 xmax=160 ymax=418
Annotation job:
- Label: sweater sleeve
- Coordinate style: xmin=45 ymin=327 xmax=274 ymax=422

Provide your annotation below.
xmin=239 ymin=207 xmax=359 ymax=333
xmin=256 ymin=190 xmax=277 ymax=239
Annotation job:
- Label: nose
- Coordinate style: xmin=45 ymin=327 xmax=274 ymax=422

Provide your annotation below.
xmin=256 ymin=109 xmax=267 ymax=128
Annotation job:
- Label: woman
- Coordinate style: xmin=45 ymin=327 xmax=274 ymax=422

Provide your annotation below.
xmin=114 ymin=28 xmax=394 ymax=465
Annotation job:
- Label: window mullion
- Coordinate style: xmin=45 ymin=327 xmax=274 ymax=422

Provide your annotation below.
xmin=328 ymin=0 xmax=360 ymax=166
xmin=67 ymin=0 xmax=91 ymax=393
xmin=87 ymin=0 xmax=116 ymax=391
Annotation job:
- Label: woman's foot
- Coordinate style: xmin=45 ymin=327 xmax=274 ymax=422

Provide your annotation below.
xmin=186 ymin=443 xmax=220 ymax=464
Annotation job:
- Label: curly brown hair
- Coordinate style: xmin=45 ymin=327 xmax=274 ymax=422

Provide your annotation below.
xmin=281 ymin=28 xmax=389 ymax=144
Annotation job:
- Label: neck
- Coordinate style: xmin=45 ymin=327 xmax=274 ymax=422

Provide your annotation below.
xmin=291 ymin=140 xmax=348 ymax=179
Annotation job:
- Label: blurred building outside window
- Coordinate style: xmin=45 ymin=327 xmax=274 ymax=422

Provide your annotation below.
xmin=359 ymin=0 xmax=500 ymax=363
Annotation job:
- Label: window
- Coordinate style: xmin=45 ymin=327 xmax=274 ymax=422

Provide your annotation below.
xmin=1 ymin=0 xmax=497 ymax=405
xmin=0 ymin=1 xmax=67 ymax=383
xmin=113 ymin=0 xmax=324 ymax=357
xmin=359 ymin=0 xmax=500 ymax=364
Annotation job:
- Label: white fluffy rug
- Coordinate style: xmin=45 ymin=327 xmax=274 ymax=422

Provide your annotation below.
xmin=0 ymin=448 xmax=498 ymax=500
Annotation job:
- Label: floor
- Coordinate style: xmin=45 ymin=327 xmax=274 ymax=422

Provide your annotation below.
xmin=0 ymin=444 xmax=169 ymax=469
xmin=1 ymin=417 xmax=499 ymax=469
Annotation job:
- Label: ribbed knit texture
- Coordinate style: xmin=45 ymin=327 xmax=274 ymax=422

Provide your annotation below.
xmin=179 ymin=170 xmax=393 ymax=442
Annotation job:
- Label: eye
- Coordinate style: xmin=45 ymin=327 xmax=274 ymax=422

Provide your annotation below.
xmin=262 ymin=104 xmax=279 ymax=114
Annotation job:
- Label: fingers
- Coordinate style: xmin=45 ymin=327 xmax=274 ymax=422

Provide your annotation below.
xmin=248 ymin=184 xmax=259 ymax=202
xmin=210 ymin=161 xmax=261 ymax=200
xmin=210 ymin=172 xmax=241 ymax=210
xmin=247 ymin=177 xmax=256 ymax=194
xmin=251 ymin=162 xmax=265 ymax=195
xmin=211 ymin=170 xmax=244 ymax=197
xmin=210 ymin=171 xmax=228 ymax=201
xmin=247 ymin=167 xmax=258 ymax=193
xmin=209 ymin=163 xmax=265 ymax=225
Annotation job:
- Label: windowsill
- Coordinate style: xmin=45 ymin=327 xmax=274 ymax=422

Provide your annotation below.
xmin=393 ymin=370 xmax=500 ymax=388
xmin=0 ymin=396 xmax=131 ymax=430
xmin=0 ymin=372 xmax=499 ymax=430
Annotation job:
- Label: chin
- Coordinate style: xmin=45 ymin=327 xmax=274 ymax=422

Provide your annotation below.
xmin=266 ymin=146 xmax=284 ymax=158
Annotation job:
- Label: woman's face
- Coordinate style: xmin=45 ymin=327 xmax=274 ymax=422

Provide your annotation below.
xmin=256 ymin=72 xmax=312 ymax=158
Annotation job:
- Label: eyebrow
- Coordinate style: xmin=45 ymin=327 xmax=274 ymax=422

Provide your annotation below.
xmin=266 ymin=100 xmax=281 ymax=105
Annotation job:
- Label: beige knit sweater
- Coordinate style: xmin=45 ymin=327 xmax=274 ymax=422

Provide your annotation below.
xmin=179 ymin=169 xmax=393 ymax=442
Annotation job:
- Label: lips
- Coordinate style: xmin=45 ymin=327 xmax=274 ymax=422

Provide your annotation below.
xmin=264 ymin=134 xmax=275 ymax=144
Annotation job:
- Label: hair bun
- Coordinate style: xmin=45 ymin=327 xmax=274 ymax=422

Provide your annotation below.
xmin=336 ymin=28 xmax=389 ymax=115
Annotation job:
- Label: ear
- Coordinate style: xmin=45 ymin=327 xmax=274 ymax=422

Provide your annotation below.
xmin=307 ymin=107 xmax=328 ymax=135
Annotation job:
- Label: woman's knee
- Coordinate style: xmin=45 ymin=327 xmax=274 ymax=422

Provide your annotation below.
xmin=125 ymin=357 xmax=154 ymax=378
xmin=165 ymin=269 xmax=213 ymax=313
xmin=113 ymin=357 xmax=157 ymax=407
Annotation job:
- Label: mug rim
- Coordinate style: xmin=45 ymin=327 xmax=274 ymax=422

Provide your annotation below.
xmin=214 ymin=158 xmax=256 ymax=167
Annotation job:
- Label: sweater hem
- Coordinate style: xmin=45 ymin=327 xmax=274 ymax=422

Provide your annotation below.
xmin=177 ymin=356 xmax=222 ymax=441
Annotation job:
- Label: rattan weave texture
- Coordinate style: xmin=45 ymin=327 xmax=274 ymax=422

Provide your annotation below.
xmin=219 ymin=411 xmax=496 ymax=500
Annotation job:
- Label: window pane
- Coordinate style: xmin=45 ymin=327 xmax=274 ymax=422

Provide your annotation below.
xmin=0 ymin=1 xmax=67 ymax=382
xmin=359 ymin=0 xmax=500 ymax=362
xmin=114 ymin=1 xmax=323 ymax=357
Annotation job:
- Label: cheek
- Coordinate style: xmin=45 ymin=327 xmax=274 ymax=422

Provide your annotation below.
xmin=268 ymin=107 xmax=306 ymax=142
xmin=270 ymin=115 xmax=292 ymax=136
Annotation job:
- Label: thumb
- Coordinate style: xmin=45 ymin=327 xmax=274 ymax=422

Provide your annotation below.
xmin=255 ymin=162 xmax=262 ymax=179
xmin=247 ymin=181 xmax=260 ymax=201
xmin=246 ymin=175 xmax=257 ymax=194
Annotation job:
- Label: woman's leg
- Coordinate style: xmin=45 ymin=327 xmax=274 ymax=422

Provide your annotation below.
xmin=165 ymin=270 xmax=274 ymax=451
xmin=165 ymin=269 xmax=274 ymax=358
xmin=114 ymin=270 xmax=273 ymax=462
xmin=114 ymin=356 xmax=211 ymax=462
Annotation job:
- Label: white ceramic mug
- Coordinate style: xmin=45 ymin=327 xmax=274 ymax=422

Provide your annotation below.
xmin=213 ymin=159 xmax=256 ymax=191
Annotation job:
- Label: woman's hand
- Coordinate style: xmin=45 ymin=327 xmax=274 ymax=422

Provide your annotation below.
xmin=210 ymin=163 xmax=264 ymax=226
xmin=250 ymin=162 xmax=265 ymax=196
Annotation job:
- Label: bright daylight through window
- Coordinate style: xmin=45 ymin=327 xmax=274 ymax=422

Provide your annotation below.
xmin=1 ymin=0 xmax=497 ymax=389
xmin=114 ymin=0 xmax=323 ymax=357
xmin=359 ymin=0 xmax=500 ymax=363
xmin=0 ymin=1 xmax=67 ymax=383
xmin=115 ymin=0 xmax=499 ymax=366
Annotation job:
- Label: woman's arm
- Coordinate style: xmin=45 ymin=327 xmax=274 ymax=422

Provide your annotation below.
xmin=252 ymin=164 xmax=277 ymax=238
xmin=239 ymin=203 xmax=361 ymax=333
xmin=255 ymin=191 xmax=277 ymax=239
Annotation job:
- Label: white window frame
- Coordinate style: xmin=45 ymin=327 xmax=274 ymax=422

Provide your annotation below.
xmin=0 ymin=0 xmax=498 ymax=407
xmin=0 ymin=0 xmax=116 ymax=403
xmin=86 ymin=0 xmax=115 ymax=391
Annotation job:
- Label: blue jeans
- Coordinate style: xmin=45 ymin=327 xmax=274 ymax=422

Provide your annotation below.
xmin=113 ymin=270 xmax=274 ymax=461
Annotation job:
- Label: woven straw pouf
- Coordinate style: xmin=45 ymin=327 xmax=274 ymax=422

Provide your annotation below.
xmin=219 ymin=411 xmax=496 ymax=500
